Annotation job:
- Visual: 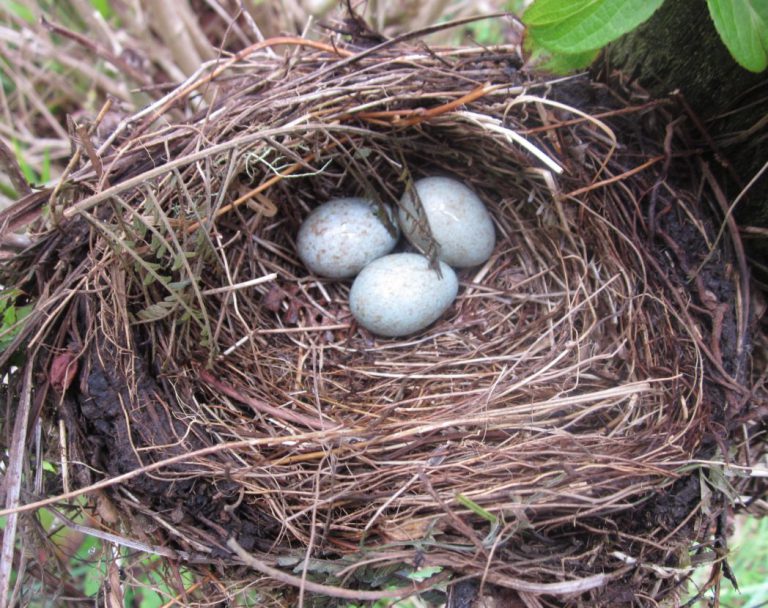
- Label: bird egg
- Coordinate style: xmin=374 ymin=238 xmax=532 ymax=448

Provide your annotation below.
xmin=297 ymin=197 xmax=399 ymax=279
xmin=398 ymin=176 xmax=495 ymax=268
xmin=349 ymin=253 xmax=458 ymax=337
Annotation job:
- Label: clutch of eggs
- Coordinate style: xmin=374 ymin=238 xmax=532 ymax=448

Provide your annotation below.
xmin=295 ymin=176 xmax=495 ymax=337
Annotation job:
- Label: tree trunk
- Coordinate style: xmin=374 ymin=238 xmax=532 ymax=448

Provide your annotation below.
xmin=603 ymin=0 xmax=768 ymax=270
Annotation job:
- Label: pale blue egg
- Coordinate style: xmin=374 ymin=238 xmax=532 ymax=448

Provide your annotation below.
xmin=350 ymin=253 xmax=458 ymax=337
xmin=297 ymin=197 xmax=399 ymax=279
xmin=398 ymin=176 xmax=495 ymax=268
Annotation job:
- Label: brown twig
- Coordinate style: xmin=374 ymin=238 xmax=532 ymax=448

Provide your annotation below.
xmin=355 ymin=83 xmax=494 ymax=126
xmin=183 ymin=142 xmax=339 ymax=234
xmin=198 ymin=367 xmax=335 ymax=430
xmin=565 ymin=155 xmax=665 ymax=197
xmin=227 ymin=537 xmax=449 ymax=601
xmin=75 ymin=123 xmax=106 ymax=187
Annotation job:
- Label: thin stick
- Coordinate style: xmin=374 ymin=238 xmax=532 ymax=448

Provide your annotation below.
xmin=158 ymin=575 xmax=210 ymax=608
xmin=200 ymin=273 xmax=278 ymax=295
xmin=45 ymin=505 xmax=179 ymax=558
xmin=227 ymin=537 xmax=444 ymax=601
xmin=62 ymin=125 xmax=355 ymax=220
xmin=356 ymin=83 xmax=493 ymax=126
xmin=455 ymin=110 xmax=564 ymax=174
xmin=40 ymin=17 xmax=153 ymax=87
xmin=0 ymin=361 xmax=34 ymax=608
xmin=75 ymin=123 xmax=105 ymax=186
xmin=137 ymin=37 xmax=354 ymax=131
xmin=566 ymin=156 xmax=664 ymax=197
xmin=198 ymin=368 xmax=335 ymax=430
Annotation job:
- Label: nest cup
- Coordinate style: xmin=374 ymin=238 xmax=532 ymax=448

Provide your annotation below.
xmin=0 ymin=37 xmax=751 ymax=606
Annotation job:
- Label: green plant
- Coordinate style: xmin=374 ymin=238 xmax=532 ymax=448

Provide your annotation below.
xmin=4 ymin=1 xmax=36 ymax=24
xmin=0 ymin=289 xmax=33 ymax=353
xmin=522 ymin=0 xmax=768 ymax=73
xmin=1 ymin=504 xmax=202 ymax=607
xmin=88 ymin=0 xmax=115 ymax=20
xmin=706 ymin=0 xmax=768 ymax=72
xmin=12 ymin=140 xmax=51 ymax=186
xmin=688 ymin=516 xmax=768 ymax=607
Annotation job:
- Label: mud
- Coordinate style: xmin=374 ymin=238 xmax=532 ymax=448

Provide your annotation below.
xmin=77 ymin=337 xmax=200 ymax=497
xmin=73 ymin=332 xmax=283 ymax=547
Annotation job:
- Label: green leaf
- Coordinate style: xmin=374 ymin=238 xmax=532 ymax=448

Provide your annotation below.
xmin=0 ymin=291 xmax=33 ymax=352
xmin=5 ymin=1 xmax=35 ymax=23
xmin=12 ymin=139 xmax=37 ymax=184
xmin=89 ymin=0 xmax=115 ymax=20
xmin=405 ymin=566 xmax=443 ymax=581
xmin=707 ymin=0 xmax=768 ymax=72
xmin=524 ymin=0 xmax=601 ymax=26
xmin=169 ymin=250 xmax=197 ymax=271
xmin=524 ymin=0 xmax=665 ymax=54
xmin=166 ymin=279 xmax=191 ymax=290
xmin=524 ymin=35 xmax=600 ymax=73
xmin=41 ymin=147 xmax=51 ymax=183
xmin=290 ymin=558 xmax=344 ymax=576
xmin=0 ymin=182 xmax=17 ymax=199
xmin=456 ymin=493 xmax=497 ymax=524
xmin=150 ymin=232 xmax=168 ymax=257
xmin=137 ymin=301 xmax=176 ymax=321
xmin=541 ymin=48 xmax=600 ymax=73
xmin=132 ymin=217 xmax=149 ymax=240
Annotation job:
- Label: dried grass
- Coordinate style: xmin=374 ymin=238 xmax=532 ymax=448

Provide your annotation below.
xmin=0 ymin=14 xmax=761 ymax=608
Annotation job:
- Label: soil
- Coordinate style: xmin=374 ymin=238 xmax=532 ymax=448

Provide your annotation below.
xmin=74 ymin=332 xmax=285 ymax=552
xmin=77 ymin=337 xmax=200 ymax=497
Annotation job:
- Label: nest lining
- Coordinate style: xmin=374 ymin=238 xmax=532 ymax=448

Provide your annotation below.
xmin=0 ymin=38 xmax=751 ymax=606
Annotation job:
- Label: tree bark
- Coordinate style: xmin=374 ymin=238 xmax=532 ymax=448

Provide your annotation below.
xmin=603 ymin=0 xmax=768 ymax=266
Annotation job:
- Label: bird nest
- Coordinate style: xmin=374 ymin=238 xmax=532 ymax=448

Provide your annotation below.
xmin=0 ymin=35 xmax=755 ymax=607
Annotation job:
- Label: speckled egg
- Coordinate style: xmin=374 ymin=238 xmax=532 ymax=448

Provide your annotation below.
xmin=398 ymin=176 xmax=496 ymax=268
xmin=296 ymin=197 xmax=399 ymax=279
xmin=349 ymin=253 xmax=458 ymax=337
